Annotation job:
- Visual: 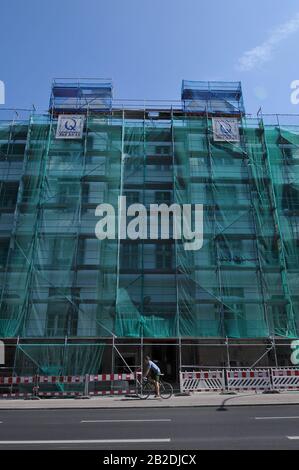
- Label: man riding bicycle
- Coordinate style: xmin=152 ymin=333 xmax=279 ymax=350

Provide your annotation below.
xmin=144 ymin=355 xmax=161 ymax=398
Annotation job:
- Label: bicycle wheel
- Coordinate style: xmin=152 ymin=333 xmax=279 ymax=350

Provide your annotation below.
xmin=137 ymin=381 xmax=153 ymax=400
xmin=160 ymin=381 xmax=173 ymax=399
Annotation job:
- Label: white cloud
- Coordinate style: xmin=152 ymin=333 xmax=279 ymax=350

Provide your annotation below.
xmin=253 ymin=85 xmax=268 ymax=101
xmin=236 ymin=12 xmax=299 ymax=72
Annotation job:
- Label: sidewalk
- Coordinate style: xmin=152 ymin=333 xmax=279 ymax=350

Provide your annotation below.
xmin=1 ymin=392 xmax=299 ymax=409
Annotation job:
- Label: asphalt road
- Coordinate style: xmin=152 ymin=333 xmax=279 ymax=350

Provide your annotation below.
xmin=1 ymin=405 xmax=299 ymax=449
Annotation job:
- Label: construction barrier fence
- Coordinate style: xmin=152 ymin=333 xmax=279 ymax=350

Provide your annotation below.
xmin=0 ymin=373 xmax=135 ymax=398
xmin=179 ymin=371 xmax=225 ymax=392
xmin=180 ymin=368 xmax=299 ymax=393
xmin=226 ymin=369 xmax=271 ymax=392
xmin=3 ymin=368 xmax=299 ymax=398
xmin=271 ymin=369 xmax=299 ymax=391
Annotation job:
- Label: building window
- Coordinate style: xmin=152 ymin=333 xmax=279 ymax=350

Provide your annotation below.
xmin=220 ymin=185 xmax=237 ymax=205
xmin=58 ymin=181 xmax=78 ymax=205
xmin=282 ymin=184 xmax=299 ymax=211
xmin=120 ymin=243 xmax=139 ymax=269
xmin=46 ymin=289 xmax=78 ymax=336
xmin=218 ymin=238 xmax=243 ymax=264
xmin=155 ymin=191 xmax=172 ymax=205
xmin=188 ymin=134 xmax=201 ymax=152
xmin=190 ymin=158 xmax=206 ymax=175
xmin=82 ymin=184 xmax=89 ymax=204
xmin=153 ymin=163 xmax=172 ymax=173
xmin=46 ymin=305 xmax=69 ymax=337
xmin=52 ymin=238 xmax=74 ymax=266
xmin=0 ymin=239 xmax=9 ymax=268
xmin=0 ymin=182 xmax=19 ymax=208
xmin=156 ymin=145 xmax=170 ymax=156
xmin=156 ymin=244 xmax=172 ymax=269
xmin=123 ymin=191 xmax=140 ymax=205
xmin=223 ymin=288 xmax=244 ymax=300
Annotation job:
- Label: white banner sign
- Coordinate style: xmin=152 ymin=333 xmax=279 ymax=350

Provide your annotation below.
xmin=56 ymin=115 xmax=84 ymax=139
xmin=212 ymin=118 xmax=240 ymax=142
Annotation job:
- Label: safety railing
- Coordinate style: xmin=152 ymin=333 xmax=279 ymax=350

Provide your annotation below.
xmin=2 ymin=368 xmax=299 ymax=398
xmin=0 ymin=373 xmax=136 ymax=399
xmin=271 ymin=369 xmax=299 ymax=391
xmin=87 ymin=373 xmax=135 ymax=396
xmin=179 ymin=368 xmax=299 ymax=394
xmin=179 ymin=370 xmax=225 ymax=392
xmin=226 ymin=369 xmax=271 ymax=392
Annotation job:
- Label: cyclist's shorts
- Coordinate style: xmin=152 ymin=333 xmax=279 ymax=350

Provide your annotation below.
xmin=152 ymin=373 xmax=160 ymax=382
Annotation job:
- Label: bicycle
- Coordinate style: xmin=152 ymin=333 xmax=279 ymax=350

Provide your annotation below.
xmin=135 ymin=373 xmax=173 ymax=400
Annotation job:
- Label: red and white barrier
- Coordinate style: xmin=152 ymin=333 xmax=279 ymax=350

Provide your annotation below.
xmin=226 ymin=369 xmax=271 ymax=391
xmin=89 ymin=389 xmax=136 ymax=396
xmin=38 ymin=391 xmax=83 ymax=397
xmin=5 ymin=368 xmax=299 ymax=398
xmin=0 ymin=393 xmax=33 ymax=399
xmin=180 ymin=371 xmax=225 ymax=392
xmin=89 ymin=373 xmax=134 ymax=382
xmin=38 ymin=376 xmax=85 ymax=384
xmin=0 ymin=376 xmax=34 ymax=384
xmin=0 ymin=373 xmax=135 ymax=399
xmin=24 ymin=389 xmax=136 ymax=397
xmin=272 ymin=369 xmax=299 ymax=391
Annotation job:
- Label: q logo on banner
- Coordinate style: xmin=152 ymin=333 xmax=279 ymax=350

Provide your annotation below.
xmin=55 ymin=115 xmax=84 ymax=139
xmin=290 ymin=340 xmax=299 ymax=365
xmin=64 ymin=118 xmax=77 ymax=131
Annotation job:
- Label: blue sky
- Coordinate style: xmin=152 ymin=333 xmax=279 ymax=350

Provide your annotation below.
xmin=1 ymin=0 xmax=299 ymax=114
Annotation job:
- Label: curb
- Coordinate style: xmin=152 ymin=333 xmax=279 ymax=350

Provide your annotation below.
xmin=1 ymin=398 xmax=299 ymax=411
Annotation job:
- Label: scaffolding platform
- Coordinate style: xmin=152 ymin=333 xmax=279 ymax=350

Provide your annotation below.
xmin=181 ymin=80 xmax=245 ymax=115
xmin=49 ymin=78 xmax=113 ymax=114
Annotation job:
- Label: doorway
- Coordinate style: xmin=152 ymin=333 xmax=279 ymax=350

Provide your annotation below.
xmin=144 ymin=343 xmax=178 ymax=383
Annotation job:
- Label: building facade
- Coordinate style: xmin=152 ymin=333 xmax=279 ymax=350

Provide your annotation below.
xmin=0 ymin=79 xmax=298 ymax=380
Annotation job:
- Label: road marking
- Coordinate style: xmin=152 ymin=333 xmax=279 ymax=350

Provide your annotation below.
xmin=81 ymin=419 xmax=172 ymax=423
xmin=287 ymin=436 xmax=299 ymax=440
xmin=255 ymin=417 xmax=299 ymax=420
xmin=0 ymin=438 xmax=171 ymax=445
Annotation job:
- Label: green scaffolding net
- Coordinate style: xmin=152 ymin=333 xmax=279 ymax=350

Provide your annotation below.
xmin=0 ymin=112 xmax=299 ymax=373
xmin=14 ymin=343 xmax=105 ymax=376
